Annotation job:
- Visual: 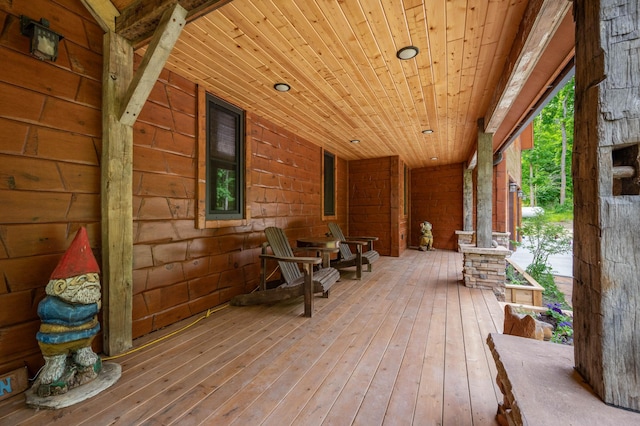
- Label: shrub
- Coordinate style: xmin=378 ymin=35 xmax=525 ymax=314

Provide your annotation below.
xmin=515 ymin=214 xmax=572 ymax=306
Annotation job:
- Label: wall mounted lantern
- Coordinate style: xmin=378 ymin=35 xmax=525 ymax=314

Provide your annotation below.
xmin=20 ymin=16 xmax=64 ymax=61
xmin=509 ymin=182 xmax=518 ymax=193
xmin=517 ymin=190 xmax=524 ymax=199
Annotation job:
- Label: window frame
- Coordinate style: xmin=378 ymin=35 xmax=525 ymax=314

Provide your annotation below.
xmin=196 ymin=86 xmax=251 ymax=229
xmin=322 ymin=150 xmax=337 ymax=218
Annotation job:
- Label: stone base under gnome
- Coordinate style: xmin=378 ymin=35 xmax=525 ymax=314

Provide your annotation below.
xmin=26 ymin=362 xmax=121 ymax=409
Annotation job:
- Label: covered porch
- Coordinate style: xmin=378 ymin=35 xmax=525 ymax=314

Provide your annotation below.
xmin=0 ymin=250 xmax=505 ymax=425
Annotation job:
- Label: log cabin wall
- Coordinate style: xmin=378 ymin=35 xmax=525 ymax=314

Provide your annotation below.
xmin=131 ymin=85 xmax=349 ymax=337
xmin=0 ymin=0 xmax=349 ymax=377
xmin=410 ymin=164 xmax=464 ymax=251
xmin=349 ymin=157 xmax=394 ymax=256
xmin=506 ymin=138 xmax=524 ymax=244
xmin=0 ymin=0 xmax=104 ymax=374
xmin=493 ymin=154 xmax=508 ymax=233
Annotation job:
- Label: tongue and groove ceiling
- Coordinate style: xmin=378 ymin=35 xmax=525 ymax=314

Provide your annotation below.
xmin=105 ymin=0 xmax=575 ymax=169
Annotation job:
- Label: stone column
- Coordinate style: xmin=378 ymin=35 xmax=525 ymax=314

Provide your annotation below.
xmin=574 ymin=0 xmax=640 ymax=411
xmin=463 ymin=168 xmax=474 ymax=231
xmin=476 ymin=119 xmax=493 ymax=248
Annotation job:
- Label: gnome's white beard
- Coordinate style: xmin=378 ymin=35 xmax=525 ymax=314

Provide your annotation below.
xmin=46 ymin=273 xmax=102 ymax=305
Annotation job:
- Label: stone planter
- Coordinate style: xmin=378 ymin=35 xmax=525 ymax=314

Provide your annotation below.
xmin=505 ymin=258 xmax=544 ymax=307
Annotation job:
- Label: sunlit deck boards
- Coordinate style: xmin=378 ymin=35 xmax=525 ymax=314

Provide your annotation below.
xmin=0 ymin=250 xmax=504 ymax=425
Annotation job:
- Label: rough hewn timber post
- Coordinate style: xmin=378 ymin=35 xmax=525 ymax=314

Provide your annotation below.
xmin=463 ymin=168 xmax=474 ymax=231
xmin=574 ymin=0 xmax=640 ymax=411
xmin=102 ymin=31 xmax=134 ymax=355
xmin=476 ymin=119 xmax=493 ymax=248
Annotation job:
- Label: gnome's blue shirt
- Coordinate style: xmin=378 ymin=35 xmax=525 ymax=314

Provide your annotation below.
xmin=36 ymin=296 xmax=100 ymax=344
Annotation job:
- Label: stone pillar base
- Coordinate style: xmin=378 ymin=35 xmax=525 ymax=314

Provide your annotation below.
xmin=460 ymin=244 xmax=511 ymax=301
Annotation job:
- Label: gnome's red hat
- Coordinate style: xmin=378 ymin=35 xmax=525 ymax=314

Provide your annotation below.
xmin=50 ymin=227 xmax=100 ymax=279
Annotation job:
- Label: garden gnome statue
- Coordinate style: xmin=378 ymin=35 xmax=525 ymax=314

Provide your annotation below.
xmin=419 ymin=221 xmax=435 ymax=251
xmin=33 ymin=227 xmax=102 ymax=397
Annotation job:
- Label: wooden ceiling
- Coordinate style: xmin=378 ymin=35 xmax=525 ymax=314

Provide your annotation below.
xmin=103 ymin=0 xmax=575 ymax=169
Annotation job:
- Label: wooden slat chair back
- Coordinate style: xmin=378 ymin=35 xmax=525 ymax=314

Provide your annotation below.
xmin=327 ymin=222 xmax=380 ymax=279
xmin=231 ymin=226 xmax=340 ymax=317
xmin=264 ymin=226 xmax=302 ymax=286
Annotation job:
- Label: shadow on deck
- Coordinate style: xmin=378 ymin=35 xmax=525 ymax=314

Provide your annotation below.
xmin=0 ymin=249 xmax=504 ymax=425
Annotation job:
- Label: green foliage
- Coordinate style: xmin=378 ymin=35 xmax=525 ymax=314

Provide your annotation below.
xmin=518 ymin=214 xmax=572 ymax=267
xmin=515 ymin=214 xmax=572 ymax=306
xmin=522 ymin=77 xmax=574 ymax=210
xmin=545 ymin=209 xmax=573 ymax=223
xmin=505 ymin=264 xmax=526 ymax=286
xmin=215 ymin=169 xmax=236 ymax=210
xmin=542 ymin=303 xmax=574 ymax=345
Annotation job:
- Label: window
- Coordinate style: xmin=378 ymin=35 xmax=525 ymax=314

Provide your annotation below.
xmin=206 ymin=93 xmax=244 ymax=220
xmin=323 ymin=150 xmax=336 ymax=217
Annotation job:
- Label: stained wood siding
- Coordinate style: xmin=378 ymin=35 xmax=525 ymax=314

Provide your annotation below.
xmin=493 ymin=156 xmax=508 ymax=233
xmin=411 ymin=164 xmax=465 ymax=250
xmin=0 ymin=0 xmax=349 ymax=376
xmin=349 ymin=157 xmax=393 ymax=256
xmin=0 ymin=0 xmax=103 ymax=375
xmin=130 ymin=78 xmax=350 ymax=338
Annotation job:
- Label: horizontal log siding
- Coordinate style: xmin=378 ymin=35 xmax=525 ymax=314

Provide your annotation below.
xmin=349 ymin=157 xmax=392 ymax=256
xmin=411 ymin=164 xmax=465 ymax=251
xmin=0 ymin=1 xmax=348 ymax=377
xmin=0 ymin=0 xmax=103 ymax=375
xmin=131 ymin=86 xmax=349 ymax=337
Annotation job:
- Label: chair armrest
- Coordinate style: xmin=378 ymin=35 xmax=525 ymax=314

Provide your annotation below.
xmin=259 ymin=254 xmax=322 ymax=265
xmin=342 ymin=239 xmax=366 ymax=246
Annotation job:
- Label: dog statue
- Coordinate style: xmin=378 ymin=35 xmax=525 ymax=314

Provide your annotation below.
xmin=419 ymin=221 xmax=435 ymax=251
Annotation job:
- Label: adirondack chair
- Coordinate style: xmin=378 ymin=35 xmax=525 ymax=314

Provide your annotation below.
xmin=327 ymin=222 xmax=380 ymax=280
xmin=231 ymin=227 xmax=340 ymax=317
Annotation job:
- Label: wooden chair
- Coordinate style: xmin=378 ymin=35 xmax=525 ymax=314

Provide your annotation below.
xmin=231 ymin=227 xmax=340 ymax=317
xmin=327 ymin=222 xmax=380 ymax=280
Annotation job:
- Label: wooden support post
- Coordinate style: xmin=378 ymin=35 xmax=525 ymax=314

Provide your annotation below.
xmin=476 ymin=120 xmax=493 ymax=248
xmin=102 ymin=31 xmax=134 ymax=355
xmin=463 ymin=168 xmax=474 ymax=231
xmin=574 ymin=0 xmax=640 ymax=411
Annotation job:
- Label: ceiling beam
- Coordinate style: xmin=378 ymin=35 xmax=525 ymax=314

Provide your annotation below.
xmin=116 ymin=0 xmax=232 ymax=46
xmin=483 ymin=0 xmax=571 ymax=133
xmin=119 ymin=3 xmax=187 ymax=126
xmin=81 ymin=0 xmax=120 ymax=32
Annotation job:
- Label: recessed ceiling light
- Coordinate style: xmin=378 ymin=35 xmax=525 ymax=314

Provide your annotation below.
xmin=396 ymin=45 xmax=419 ymax=60
xmin=431 ymin=157 xmax=438 ymax=161
xmin=422 ymin=129 xmax=434 ymax=134
xmin=274 ymin=83 xmax=291 ymax=92
xmin=350 ymin=139 xmax=360 ymax=144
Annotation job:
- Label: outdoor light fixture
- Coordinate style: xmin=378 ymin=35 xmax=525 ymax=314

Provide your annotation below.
xmin=273 ymin=83 xmax=291 ymax=92
xmin=20 ymin=16 xmax=64 ymax=61
xmin=396 ymin=45 xmax=419 ymax=60
xmin=422 ymin=129 xmax=433 ymax=134
xmin=350 ymin=139 xmax=360 ymax=144
xmin=509 ymin=182 xmax=518 ymax=192
xmin=518 ymin=190 xmax=524 ymax=199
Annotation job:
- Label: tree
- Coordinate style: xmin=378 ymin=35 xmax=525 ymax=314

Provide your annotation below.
xmin=522 ymin=77 xmax=574 ymax=210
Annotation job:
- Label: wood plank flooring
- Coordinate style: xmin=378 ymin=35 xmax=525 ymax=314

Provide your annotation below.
xmin=0 ymin=249 xmax=504 ymax=426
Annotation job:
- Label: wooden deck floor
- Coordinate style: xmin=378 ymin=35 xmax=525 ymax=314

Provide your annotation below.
xmin=0 ymin=249 xmax=505 ymax=426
